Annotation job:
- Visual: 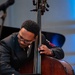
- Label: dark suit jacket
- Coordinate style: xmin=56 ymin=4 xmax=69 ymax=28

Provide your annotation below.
xmin=0 ymin=32 xmax=64 ymax=75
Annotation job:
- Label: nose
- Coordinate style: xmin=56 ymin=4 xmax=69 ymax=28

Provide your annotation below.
xmin=20 ymin=41 xmax=25 ymax=45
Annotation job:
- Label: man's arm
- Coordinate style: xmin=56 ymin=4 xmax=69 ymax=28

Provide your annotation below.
xmin=39 ymin=34 xmax=64 ymax=59
xmin=0 ymin=44 xmax=21 ymax=75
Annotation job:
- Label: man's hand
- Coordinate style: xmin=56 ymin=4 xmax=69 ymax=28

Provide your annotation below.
xmin=38 ymin=44 xmax=53 ymax=56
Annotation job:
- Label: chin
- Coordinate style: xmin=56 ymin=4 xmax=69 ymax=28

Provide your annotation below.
xmin=20 ymin=44 xmax=27 ymax=48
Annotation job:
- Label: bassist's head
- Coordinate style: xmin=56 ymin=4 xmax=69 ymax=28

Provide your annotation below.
xmin=17 ymin=20 xmax=40 ymax=48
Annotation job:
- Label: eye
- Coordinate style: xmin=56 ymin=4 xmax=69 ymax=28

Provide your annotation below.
xmin=19 ymin=35 xmax=24 ymax=39
xmin=20 ymin=36 xmax=23 ymax=39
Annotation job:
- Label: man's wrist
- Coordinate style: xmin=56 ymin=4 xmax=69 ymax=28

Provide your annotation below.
xmin=48 ymin=49 xmax=54 ymax=57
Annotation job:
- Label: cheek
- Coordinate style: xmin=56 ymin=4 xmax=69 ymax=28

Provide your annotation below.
xmin=18 ymin=39 xmax=30 ymax=46
xmin=18 ymin=39 xmax=24 ymax=45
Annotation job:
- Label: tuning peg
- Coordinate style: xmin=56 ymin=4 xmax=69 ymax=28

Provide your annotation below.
xmin=46 ymin=3 xmax=49 ymax=8
xmin=30 ymin=9 xmax=37 ymax=12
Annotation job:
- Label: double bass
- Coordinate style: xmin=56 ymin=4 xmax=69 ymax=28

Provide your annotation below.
xmin=19 ymin=0 xmax=74 ymax=75
xmin=19 ymin=56 xmax=74 ymax=75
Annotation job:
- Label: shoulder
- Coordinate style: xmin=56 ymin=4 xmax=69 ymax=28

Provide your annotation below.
xmin=0 ymin=32 xmax=18 ymax=47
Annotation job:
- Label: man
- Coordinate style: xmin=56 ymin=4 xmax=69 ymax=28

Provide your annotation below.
xmin=0 ymin=20 xmax=64 ymax=75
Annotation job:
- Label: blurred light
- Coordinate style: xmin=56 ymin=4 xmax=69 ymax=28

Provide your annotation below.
xmin=51 ymin=34 xmax=65 ymax=47
xmin=69 ymin=0 xmax=75 ymax=19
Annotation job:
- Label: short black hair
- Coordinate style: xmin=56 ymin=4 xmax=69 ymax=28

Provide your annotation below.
xmin=21 ymin=20 xmax=40 ymax=36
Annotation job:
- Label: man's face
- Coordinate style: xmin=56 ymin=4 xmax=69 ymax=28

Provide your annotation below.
xmin=17 ymin=28 xmax=35 ymax=48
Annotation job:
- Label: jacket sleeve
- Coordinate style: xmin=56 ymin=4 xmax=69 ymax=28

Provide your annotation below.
xmin=0 ymin=44 xmax=21 ymax=75
xmin=42 ymin=34 xmax=65 ymax=60
xmin=49 ymin=46 xmax=65 ymax=59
